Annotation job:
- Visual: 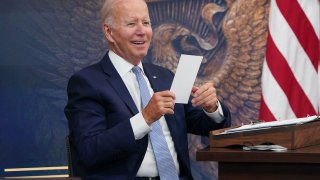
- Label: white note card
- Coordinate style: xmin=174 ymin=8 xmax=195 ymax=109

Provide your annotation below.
xmin=170 ymin=54 xmax=203 ymax=104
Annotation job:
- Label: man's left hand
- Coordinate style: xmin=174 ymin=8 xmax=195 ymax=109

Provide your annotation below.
xmin=191 ymin=82 xmax=218 ymax=113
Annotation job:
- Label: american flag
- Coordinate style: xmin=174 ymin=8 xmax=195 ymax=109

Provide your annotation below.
xmin=259 ymin=0 xmax=320 ymax=121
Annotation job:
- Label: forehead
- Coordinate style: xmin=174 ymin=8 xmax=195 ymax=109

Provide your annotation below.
xmin=114 ymin=0 xmax=150 ymax=20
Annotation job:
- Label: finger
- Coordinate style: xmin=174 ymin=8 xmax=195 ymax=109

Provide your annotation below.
xmin=153 ymin=92 xmax=175 ymax=105
xmin=193 ymin=83 xmax=213 ymax=97
xmin=161 ymin=96 xmax=176 ymax=103
xmin=158 ymin=100 xmax=175 ymax=111
xmin=202 ymin=97 xmax=217 ymax=108
xmin=192 ymin=86 xmax=215 ymax=105
xmin=164 ymin=101 xmax=175 ymax=109
xmin=191 ymin=86 xmax=199 ymax=96
xmin=192 ymin=92 xmax=216 ymax=107
xmin=159 ymin=106 xmax=174 ymax=115
xmin=163 ymin=90 xmax=175 ymax=97
xmin=164 ymin=106 xmax=175 ymax=114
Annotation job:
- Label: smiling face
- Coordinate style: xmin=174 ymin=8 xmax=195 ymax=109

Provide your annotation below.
xmin=103 ymin=0 xmax=152 ymax=65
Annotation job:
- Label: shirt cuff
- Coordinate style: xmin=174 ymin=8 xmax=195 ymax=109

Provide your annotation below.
xmin=130 ymin=113 xmax=151 ymax=140
xmin=204 ymin=100 xmax=224 ymax=123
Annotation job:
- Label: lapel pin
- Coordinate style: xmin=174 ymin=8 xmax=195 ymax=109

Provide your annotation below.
xmin=153 ymin=76 xmax=157 ymax=79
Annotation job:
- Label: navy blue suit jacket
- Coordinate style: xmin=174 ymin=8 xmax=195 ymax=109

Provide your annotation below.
xmin=64 ymin=53 xmax=231 ymax=179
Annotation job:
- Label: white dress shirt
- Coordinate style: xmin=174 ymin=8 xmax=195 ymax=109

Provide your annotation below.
xmin=108 ymin=50 xmax=224 ymax=177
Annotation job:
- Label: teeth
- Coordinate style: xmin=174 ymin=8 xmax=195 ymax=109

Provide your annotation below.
xmin=133 ymin=41 xmax=144 ymax=44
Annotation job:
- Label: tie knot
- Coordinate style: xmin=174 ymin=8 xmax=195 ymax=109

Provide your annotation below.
xmin=132 ymin=66 xmax=142 ymax=75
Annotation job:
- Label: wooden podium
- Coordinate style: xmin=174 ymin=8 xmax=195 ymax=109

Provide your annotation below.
xmin=210 ymin=118 xmax=320 ymax=150
xmin=196 ymin=145 xmax=320 ymax=180
xmin=196 ymin=117 xmax=320 ymax=180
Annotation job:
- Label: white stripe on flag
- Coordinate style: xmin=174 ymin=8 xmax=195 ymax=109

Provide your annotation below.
xmin=269 ymin=0 xmax=318 ymax=111
xmin=297 ymin=0 xmax=320 ymax=38
xmin=259 ymin=0 xmax=319 ymax=121
xmin=261 ymin=59 xmax=296 ymax=120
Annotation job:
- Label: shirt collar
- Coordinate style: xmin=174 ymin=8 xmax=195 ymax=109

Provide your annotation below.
xmin=108 ymin=50 xmax=145 ymax=77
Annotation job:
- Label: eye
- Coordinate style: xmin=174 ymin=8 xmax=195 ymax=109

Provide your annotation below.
xmin=143 ymin=21 xmax=151 ymax=26
xmin=127 ymin=22 xmax=135 ymax=27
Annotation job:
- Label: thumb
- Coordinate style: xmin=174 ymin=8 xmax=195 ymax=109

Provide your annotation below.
xmin=191 ymin=86 xmax=199 ymax=96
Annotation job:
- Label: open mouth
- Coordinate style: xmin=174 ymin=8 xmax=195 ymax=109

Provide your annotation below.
xmin=132 ymin=41 xmax=146 ymax=45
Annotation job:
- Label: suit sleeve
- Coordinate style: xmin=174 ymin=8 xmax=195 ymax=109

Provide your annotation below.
xmin=162 ymin=67 xmax=232 ymax=136
xmin=64 ymin=73 xmax=139 ymax=168
xmin=184 ymin=98 xmax=231 ymax=136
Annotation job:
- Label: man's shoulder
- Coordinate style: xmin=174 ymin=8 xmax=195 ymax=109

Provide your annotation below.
xmin=72 ymin=53 xmax=110 ymax=78
xmin=71 ymin=62 xmax=101 ymax=78
xmin=142 ymin=62 xmax=172 ymax=73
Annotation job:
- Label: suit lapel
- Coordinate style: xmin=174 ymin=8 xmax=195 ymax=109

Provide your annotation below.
xmin=100 ymin=54 xmax=139 ymax=115
xmin=143 ymin=65 xmax=178 ymax=138
xmin=143 ymin=65 xmax=168 ymax=92
xmin=100 ymin=57 xmax=178 ymax=138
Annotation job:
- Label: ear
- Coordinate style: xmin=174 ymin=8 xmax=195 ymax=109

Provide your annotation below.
xmin=103 ymin=24 xmax=115 ymax=43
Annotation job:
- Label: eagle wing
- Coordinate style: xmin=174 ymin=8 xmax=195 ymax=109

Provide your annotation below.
xmin=216 ymin=0 xmax=270 ymax=125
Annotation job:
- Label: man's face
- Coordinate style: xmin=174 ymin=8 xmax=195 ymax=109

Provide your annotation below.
xmin=105 ymin=0 xmax=152 ymax=65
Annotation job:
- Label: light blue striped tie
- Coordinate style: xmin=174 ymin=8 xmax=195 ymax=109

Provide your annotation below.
xmin=132 ymin=66 xmax=179 ymax=180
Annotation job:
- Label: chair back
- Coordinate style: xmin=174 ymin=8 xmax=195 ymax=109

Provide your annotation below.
xmin=65 ymin=135 xmax=74 ymax=177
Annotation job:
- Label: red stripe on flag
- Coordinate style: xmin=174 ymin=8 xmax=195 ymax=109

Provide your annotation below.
xmin=259 ymin=95 xmax=276 ymax=122
xmin=276 ymin=0 xmax=319 ymax=70
xmin=266 ymin=35 xmax=317 ymax=117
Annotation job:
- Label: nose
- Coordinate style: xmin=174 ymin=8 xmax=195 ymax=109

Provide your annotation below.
xmin=136 ymin=23 xmax=147 ymax=35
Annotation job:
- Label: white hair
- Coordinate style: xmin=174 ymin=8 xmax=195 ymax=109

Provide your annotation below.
xmin=100 ymin=0 xmax=148 ymax=28
xmin=100 ymin=0 xmax=118 ymax=27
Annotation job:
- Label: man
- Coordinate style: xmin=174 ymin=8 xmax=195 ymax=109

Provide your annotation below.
xmin=64 ymin=0 xmax=231 ymax=179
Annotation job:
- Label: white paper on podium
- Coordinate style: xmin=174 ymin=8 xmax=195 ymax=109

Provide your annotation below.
xmin=220 ymin=115 xmax=320 ymax=134
xmin=170 ymin=54 xmax=203 ymax=104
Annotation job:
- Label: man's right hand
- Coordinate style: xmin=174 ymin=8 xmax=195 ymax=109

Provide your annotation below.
xmin=142 ymin=90 xmax=175 ymax=126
